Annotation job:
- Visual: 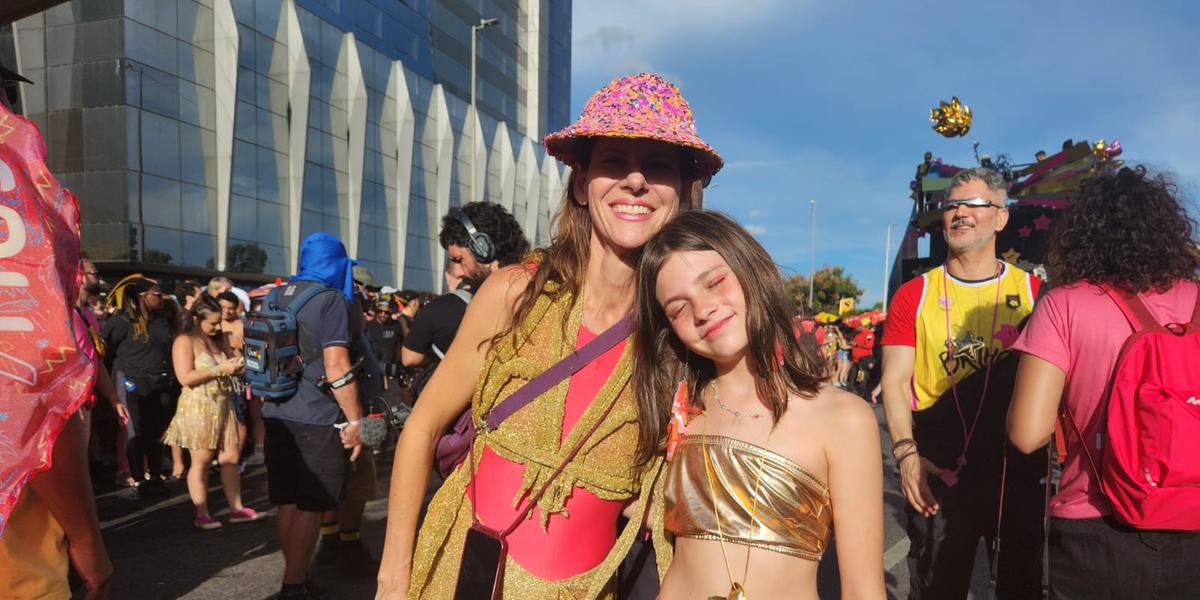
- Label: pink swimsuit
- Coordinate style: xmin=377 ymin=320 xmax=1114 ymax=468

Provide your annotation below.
xmin=467 ymin=326 xmax=627 ymax=579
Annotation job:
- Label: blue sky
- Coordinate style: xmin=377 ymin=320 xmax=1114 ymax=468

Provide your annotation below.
xmin=570 ymin=0 xmax=1200 ymax=306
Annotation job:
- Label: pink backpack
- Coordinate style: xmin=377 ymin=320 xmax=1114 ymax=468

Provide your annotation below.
xmin=1066 ymin=284 xmax=1200 ymax=530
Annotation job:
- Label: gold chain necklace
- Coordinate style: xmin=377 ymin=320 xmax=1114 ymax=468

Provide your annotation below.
xmin=702 ymin=411 xmax=770 ymax=600
xmin=712 ymin=380 xmax=768 ymax=419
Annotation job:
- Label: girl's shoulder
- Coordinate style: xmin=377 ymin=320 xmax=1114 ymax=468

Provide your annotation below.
xmin=783 ymin=385 xmax=877 ymax=442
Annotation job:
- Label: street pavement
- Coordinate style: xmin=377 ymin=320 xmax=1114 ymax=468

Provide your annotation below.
xmin=97 ymin=403 xmax=994 ymax=599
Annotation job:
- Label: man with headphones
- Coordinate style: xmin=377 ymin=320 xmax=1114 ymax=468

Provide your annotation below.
xmin=400 ymin=202 xmax=530 ymax=383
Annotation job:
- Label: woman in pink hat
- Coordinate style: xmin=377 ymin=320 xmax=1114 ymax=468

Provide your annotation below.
xmin=377 ymin=73 xmax=721 ymax=599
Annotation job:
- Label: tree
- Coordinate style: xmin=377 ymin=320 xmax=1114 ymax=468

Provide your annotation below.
xmin=783 ymin=265 xmax=864 ymax=315
xmin=227 ymin=243 xmax=269 ymax=274
xmin=143 ymin=250 xmax=173 ymax=265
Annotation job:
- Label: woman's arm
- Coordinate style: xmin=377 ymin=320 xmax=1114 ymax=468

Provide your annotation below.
xmin=825 ymin=393 xmax=885 ymax=600
xmin=171 ymin=337 xmax=235 ymax=387
xmin=376 ymin=266 xmax=531 ymax=599
xmin=1007 ymin=354 xmax=1066 ymax=454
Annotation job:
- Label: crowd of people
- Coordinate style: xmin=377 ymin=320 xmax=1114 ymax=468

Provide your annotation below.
xmin=4 ymin=69 xmax=1199 ymax=600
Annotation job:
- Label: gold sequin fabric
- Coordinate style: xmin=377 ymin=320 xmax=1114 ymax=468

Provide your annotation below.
xmin=161 ymin=348 xmax=239 ymax=451
xmin=664 ymin=435 xmax=832 ymax=561
xmin=408 ymin=288 xmax=673 ymax=599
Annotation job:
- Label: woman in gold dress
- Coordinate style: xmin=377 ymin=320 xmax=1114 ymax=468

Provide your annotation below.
xmin=375 ymin=73 xmax=721 ymax=599
xmin=634 ymin=211 xmax=885 ymax=599
xmin=163 ymin=295 xmax=264 ymax=529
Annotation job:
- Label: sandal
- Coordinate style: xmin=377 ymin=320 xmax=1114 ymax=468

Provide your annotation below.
xmin=114 ymin=470 xmax=137 ymax=488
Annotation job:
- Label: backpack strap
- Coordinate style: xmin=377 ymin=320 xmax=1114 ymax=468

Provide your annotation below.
xmin=1191 ymin=283 xmax=1200 ymax=326
xmin=282 ymin=282 xmax=335 ymax=318
xmin=282 ymin=283 xmax=340 ymax=366
xmin=1062 ymin=401 xmax=1104 ymax=488
xmin=1100 ymin=284 xmax=1163 ymax=333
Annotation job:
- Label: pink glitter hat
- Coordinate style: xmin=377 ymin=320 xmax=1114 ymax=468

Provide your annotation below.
xmin=544 ymin=73 xmax=723 ymax=179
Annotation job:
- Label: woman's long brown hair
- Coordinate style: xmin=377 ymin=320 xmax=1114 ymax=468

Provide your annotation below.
xmin=632 ymin=211 xmax=827 ymax=465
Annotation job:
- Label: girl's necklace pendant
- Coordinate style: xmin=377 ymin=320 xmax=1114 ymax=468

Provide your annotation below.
xmin=708 ymin=582 xmax=748 ymax=600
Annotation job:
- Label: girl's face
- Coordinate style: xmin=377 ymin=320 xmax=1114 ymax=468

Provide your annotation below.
xmin=655 ymin=250 xmax=748 ymax=366
xmin=577 ymin=137 xmax=685 ymax=255
xmin=198 ymin=312 xmax=222 ymax=338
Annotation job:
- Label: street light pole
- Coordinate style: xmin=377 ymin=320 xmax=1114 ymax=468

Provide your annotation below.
xmin=470 ymin=17 xmax=499 ymax=204
xmin=883 ymin=223 xmax=892 ymax=313
xmin=809 ymin=199 xmax=816 ymax=312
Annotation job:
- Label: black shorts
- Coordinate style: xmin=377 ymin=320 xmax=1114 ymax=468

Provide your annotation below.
xmin=264 ymin=418 xmax=346 ymax=512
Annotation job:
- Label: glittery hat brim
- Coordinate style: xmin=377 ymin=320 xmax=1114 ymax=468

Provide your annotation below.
xmin=544 ymin=130 xmax=723 ymax=179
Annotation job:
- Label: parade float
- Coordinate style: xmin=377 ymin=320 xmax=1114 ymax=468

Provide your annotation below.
xmin=889 ymin=96 xmax=1127 ymax=289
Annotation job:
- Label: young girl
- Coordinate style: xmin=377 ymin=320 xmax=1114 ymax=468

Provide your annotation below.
xmin=162 ymin=295 xmax=263 ymax=529
xmin=634 ymin=211 xmax=884 ymax=600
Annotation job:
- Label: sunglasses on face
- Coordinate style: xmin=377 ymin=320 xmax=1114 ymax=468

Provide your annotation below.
xmin=943 ymin=197 xmax=1005 ymax=210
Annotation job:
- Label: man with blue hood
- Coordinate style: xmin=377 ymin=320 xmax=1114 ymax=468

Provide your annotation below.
xmin=262 ymin=233 xmax=364 ymax=600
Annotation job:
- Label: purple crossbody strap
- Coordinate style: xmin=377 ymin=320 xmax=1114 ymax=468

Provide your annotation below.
xmin=482 ymin=313 xmax=633 ymax=431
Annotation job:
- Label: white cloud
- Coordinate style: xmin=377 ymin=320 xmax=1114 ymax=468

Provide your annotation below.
xmin=748 ymin=209 xmax=768 ymax=218
xmin=745 ymin=224 xmax=768 ymax=235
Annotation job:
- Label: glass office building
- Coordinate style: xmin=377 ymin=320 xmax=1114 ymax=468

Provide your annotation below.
xmin=1 ymin=0 xmax=571 ymax=291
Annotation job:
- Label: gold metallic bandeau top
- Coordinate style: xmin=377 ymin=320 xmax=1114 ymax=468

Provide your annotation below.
xmin=664 ymin=435 xmax=832 ymax=561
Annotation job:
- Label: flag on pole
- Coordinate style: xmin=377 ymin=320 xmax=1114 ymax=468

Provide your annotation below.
xmin=838 ymin=297 xmax=856 ymax=316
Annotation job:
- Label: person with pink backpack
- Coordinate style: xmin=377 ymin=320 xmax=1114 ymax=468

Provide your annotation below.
xmin=1008 ymin=166 xmax=1200 ymax=599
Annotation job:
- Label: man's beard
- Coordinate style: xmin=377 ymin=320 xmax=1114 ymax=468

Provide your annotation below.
xmin=84 ymin=281 xmax=102 ymax=295
xmin=944 ymin=223 xmax=994 ymax=255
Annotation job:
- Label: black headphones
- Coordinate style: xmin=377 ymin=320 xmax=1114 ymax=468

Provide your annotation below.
xmin=454 ymin=208 xmax=495 ymax=264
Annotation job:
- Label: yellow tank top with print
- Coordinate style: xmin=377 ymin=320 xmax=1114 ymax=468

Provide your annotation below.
xmin=906 ymin=262 xmax=1038 ymax=411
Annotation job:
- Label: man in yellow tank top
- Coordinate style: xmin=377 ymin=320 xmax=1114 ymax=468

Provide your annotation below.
xmin=881 ymin=168 xmax=1046 ymax=599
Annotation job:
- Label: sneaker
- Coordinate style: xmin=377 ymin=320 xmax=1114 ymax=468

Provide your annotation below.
xmin=336 ymin=539 xmax=380 ymax=579
xmin=228 ymin=507 xmax=266 ymax=523
xmin=314 ymin=535 xmax=339 ymax=565
xmin=194 ymin=514 xmax=222 ymax=530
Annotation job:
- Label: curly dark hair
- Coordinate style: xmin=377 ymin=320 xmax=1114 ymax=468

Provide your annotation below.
xmin=439 ymin=201 xmax=531 ymax=266
xmin=1047 ymin=166 xmax=1200 ymax=293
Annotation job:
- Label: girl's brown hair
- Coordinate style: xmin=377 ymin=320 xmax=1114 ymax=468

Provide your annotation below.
xmin=632 ymin=211 xmax=826 ymax=465
xmin=183 ymin=295 xmax=233 ymax=355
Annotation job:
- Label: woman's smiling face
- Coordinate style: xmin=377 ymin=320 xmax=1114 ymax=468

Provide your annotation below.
xmin=577 ymin=137 xmax=686 ymax=255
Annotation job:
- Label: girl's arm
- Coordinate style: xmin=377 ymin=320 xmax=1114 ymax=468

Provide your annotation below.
xmin=376 ymin=265 xmax=531 ymax=599
xmin=825 ymin=393 xmax=885 ymax=600
xmin=171 ymin=337 xmax=235 ymax=387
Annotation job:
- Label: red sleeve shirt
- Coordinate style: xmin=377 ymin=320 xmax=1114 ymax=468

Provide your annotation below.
xmin=881 ymin=275 xmax=926 ymax=347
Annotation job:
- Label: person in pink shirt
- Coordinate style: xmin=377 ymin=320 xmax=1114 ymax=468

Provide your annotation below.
xmin=1008 ymin=166 xmax=1200 ymax=599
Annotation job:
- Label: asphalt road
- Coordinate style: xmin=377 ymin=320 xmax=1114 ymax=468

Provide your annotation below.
xmin=96 ymin=403 xmax=995 ymax=599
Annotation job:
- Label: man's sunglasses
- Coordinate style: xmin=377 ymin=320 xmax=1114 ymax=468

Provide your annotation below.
xmin=942 ymin=197 xmax=1005 ymax=210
